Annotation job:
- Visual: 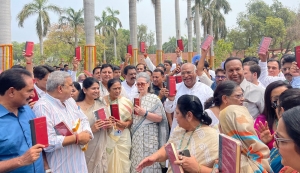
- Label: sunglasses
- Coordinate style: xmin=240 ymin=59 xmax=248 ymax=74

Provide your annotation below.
xmin=136 ymin=82 xmax=147 ymax=87
xmin=274 ymin=133 xmax=293 ymax=148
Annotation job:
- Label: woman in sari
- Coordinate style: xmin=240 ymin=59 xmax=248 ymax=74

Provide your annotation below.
xmin=130 ymin=72 xmax=169 ymax=173
xmin=136 ymin=95 xmax=219 ymax=173
xmin=219 ymin=105 xmax=272 ymax=173
xmin=104 ymin=78 xmax=133 ymax=173
xmin=76 ymin=77 xmax=110 ymax=173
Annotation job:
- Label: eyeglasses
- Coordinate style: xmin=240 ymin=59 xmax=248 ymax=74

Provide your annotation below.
xmin=136 ymin=82 xmax=147 ymax=87
xmin=230 ymin=93 xmax=244 ymax=99
xmin=274 ymin=133 xmax=293 ymax=148
xmin=216 ymin=76 xmax=226 ymax=79
xmin=181 ymin=71 xmax=193 ymax=76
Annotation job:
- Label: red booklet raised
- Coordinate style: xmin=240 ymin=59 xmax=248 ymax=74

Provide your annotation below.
xmin=257 ymin=37 xmax=272 ymax=55
xmin=31 ymin=89 xmax=39 ymax=102
xmin=175 ymin=76 xmax=182 ymax=83
xmin=110 ymin=104 xmax=120 ymax=120
xmin=25 ymin=41 xmax=34 ymax=56
xmin=140 ymin=42 xmax=146 ymax=53
xmin=127 ymin=44 xmax=133 ymax=56
xmin=201 ymin=35 xmax=214 ymax=51
xmin=75 ymin=46 xmax=81 ymax=61
xmin=165 ymin=143 xmax=184 ymax=173
xmin=134 ymin=98 xmax=140 ymax=115
xmin=177 ymin=39 xmax=184 ymax=51
xmin=295 ymin=46 xmax=300 ymax=69
xmin=94 ymin=108 xmax=107 ymax=121
xmin=166 ymin=76 xmax=176 ymax=97
xmin=54 ymin=121 xmax=73 ymax=136
xmin=218 ymin=134 xmax=241 ymax=173
xmin=29 ymin=117 xmax=49 ymax=147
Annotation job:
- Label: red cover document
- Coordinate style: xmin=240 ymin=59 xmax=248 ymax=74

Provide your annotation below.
xmin=31 ymin=89 xmax=39 ymax=102
xmin=110 ymin=104 xmax=120 ymax=120
xmin=218 ymin=134 xmax=241 ymax=173
xmin=175 ymin=76 xmax=182 ymax=83
xmin=295 ymin=46 xmax=300 ymax=69
xmin=140 ymin=42 xmax=146 ymax=53
xmin=127 ymin=44 xmax=133 ymax=56
xmin=29 ymin=117 xmax=49 ymax=147
xmin=94 ymin=108 xmax=107 ymax=121
xmin=165 ymin=143 xmax=184 ymax=173
xmin=177 ymin=39 xmax=184 ymax=51
xmin=25 ymin=41 xmax=34 ymax=56
xmin=201 ymin=35 xmax=214 ymax=51
xmin=166 ymin=76 xmax=176 ymax=97
xmin=134 ymin=98 xmax=140 ymax=115
xmin=54 ymin=121 xmax=73 ymax=136
xmin=257 ymin=37 xmax=272 ymax=55
xmin=75 ymin=46 xmax=81 ymax=61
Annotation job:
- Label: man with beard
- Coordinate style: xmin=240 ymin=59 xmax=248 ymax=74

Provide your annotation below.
xmin=152 ymin=68 xmax=166 ymax=102
xmin=164 ymin=63 xmax=213 ymax=132
xmin=281 ymin=54 xmax=296 ymax=84
xmin=0 ymin=68 xmax=45 ymax=173
xmin=258 ymin=53 xmax=286 ymax=87
xmin=122 ymin=65 xmax=138 ymax=101
xmin=224 ymin=57 xmax=265 ymax=119
xmin=99 ymin=64 xmax=128 ymax=98
xmin=243 ymin=62 xmax=265 ymax=89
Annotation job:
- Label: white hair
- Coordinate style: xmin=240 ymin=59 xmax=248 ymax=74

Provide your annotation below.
xmin=136 ymin=72 xmax=150 ymax=83
xmin=46 ymin=71 xmax=71 ymax=92
xmin=181 ymin=63 xmax=196 ymax=72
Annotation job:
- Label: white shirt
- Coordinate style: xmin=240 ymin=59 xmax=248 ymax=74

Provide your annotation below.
xmin=240 ymin=79 xmax=265 ymax=119
xmin=164 ymin=81 xmax=214 ymax=133
xmin=257 ymin=81 xmax=265 ymax=89
xmin=121 ymin=80 xmax=138 ymax=101
xmin=197 ymin=72 xmax=213 ymax=87
xmin=258 ymin=61 xmax=286 ymax=87
xmin=34 ymin=84 xmax=47 ymax=98
xmin=144 ymin=57 xmax=156 ymax=72
xmin=209 ymin=70 xmax=216 ymax=79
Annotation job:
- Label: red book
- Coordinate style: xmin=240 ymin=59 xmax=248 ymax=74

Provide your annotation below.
xmin=177 ymin=39 xmax=184 ymax=51
xmin=94 ymin=108 xmax=107 ymax=120
xmin=31 ymin=89 xmax=39 ymax=102
xmin=75 ymin=46 xmax=81 ymax=61
xmin=134 ymin=98 xmax=140 ymax=115
xmin=29 ymin=117 xmax=49 ymax=147
xmin=257 ymin=37 xmax=272 ymax=55
xmin=295 ymin=46 xmax=300 ymax=69
xmin=54 ymin=121 xmax=73 ymax=136
xmin=218 ymin=134 xmax=241 ymax=173
xmin=166 ymin=76 xmax=176 ymax=97
xmin=140 ymin=42 xmax=146 ymax=53
xmin=175 ymin=76 xmax=182 ymax=83
xmin=165 ymin=143 xmax=184 ymax=173
xmin=127 ymin=44 xmax=133 ymax=56
xmin=25 ymin=41 xmax=34 ymax=56
xmin=201 ymin=35 xmax=214 ymax=51
xmin=110 ymin=104 xmax=120 ymax=120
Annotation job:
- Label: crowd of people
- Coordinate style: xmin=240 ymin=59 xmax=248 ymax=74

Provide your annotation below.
xmin=0 ymin=47 xmax=300 ymax=173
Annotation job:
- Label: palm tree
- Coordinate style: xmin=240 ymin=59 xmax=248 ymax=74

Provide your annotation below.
xmin=106 ymin=7 xmax=122 ymax=59
xmin=129 ymin=0 xmax=138 ymax=65
xmin=17 ymin=0 xmax=61 ymax=57
xmin=175 ymin=0 xmax=181 ymax=40
xmin=0 ymin=0 xmax=11 ymax=45
xmin=59 ymin=8 xmax=84 ymax=47
xmin=95 ymin=11 xmax=117 ymax=63
xmin=187 ymin=0 xmax=193 ymax=61
xmin=83 ymin=0 xmax=95 ymax=71
xmin=194 ymin=4 xmax=201 ymax=54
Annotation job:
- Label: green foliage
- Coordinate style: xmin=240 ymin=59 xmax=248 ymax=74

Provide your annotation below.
xmin=214 ymin=39 xmax=233 ymax=67
xmin=245 ymin=45 xmax=258 ymax=57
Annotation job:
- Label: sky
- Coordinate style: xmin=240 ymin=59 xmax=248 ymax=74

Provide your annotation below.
xmin=11 ymin=0 xmax=300 ymax=43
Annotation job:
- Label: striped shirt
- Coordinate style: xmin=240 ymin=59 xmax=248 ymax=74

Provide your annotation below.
xmin=33 ymin=94 xmax=93 ymax=173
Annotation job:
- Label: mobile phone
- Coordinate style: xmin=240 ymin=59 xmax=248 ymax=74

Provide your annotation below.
xmin=75 ymin=46 xmax=81 ymax=61
xmin=25 ymin=41 xmax=34 ymax=56
xmin=295 ymin=46 xmax=300 ymax=69
xmin=127 ymin=44 xmax=133 ymax=56
xmin=179 ymin=149 xmax=190 ymax=157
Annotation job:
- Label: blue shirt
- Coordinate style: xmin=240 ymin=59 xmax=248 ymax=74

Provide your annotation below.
xmin=291 ymin=76 xmax=300 ymax=89
xmin=0 ymin=105 xmax=44 ymax=173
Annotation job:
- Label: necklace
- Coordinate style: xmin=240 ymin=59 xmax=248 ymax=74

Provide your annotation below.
xmin=178 ymin=123 xmax=202 ymax=150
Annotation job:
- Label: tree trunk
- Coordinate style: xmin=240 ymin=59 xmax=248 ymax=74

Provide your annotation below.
xmin=187 ymin=0 xmax=193 ymax=61
xmin=155 ymin=0 xmax=162 ymax=64
xmin=195 ymin=4 xmax=201 ymax=55
xmin=39 ymin=36 xmax=43 ymax=58
xmin=0 ymin=0 xmax=11 ymax=45
xmin=129 ymin=0 xmax=138 ymax=64
xmin=75 ymin=25 xmax=78 ymax=47
xmin=103 ymin=40 xmax=106 ymax=63
xmin=175 ymin=0 xmax=181 ymax=40
xmin=114 ymin=35 xmax=117 ymax=58
xmin=209 ymin=14 xmax=214 ymax=69
xmin=83 ymin=0 xmax=95 ymax=71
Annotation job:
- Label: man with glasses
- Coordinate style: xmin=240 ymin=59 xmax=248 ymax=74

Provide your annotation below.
xmin=211 ymin=69 xmax=226 ymax=90
xmin=122 ymin=65 xmax=138 ymax=101
xmin=164 ymin=63 xmax=213 ymax=132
